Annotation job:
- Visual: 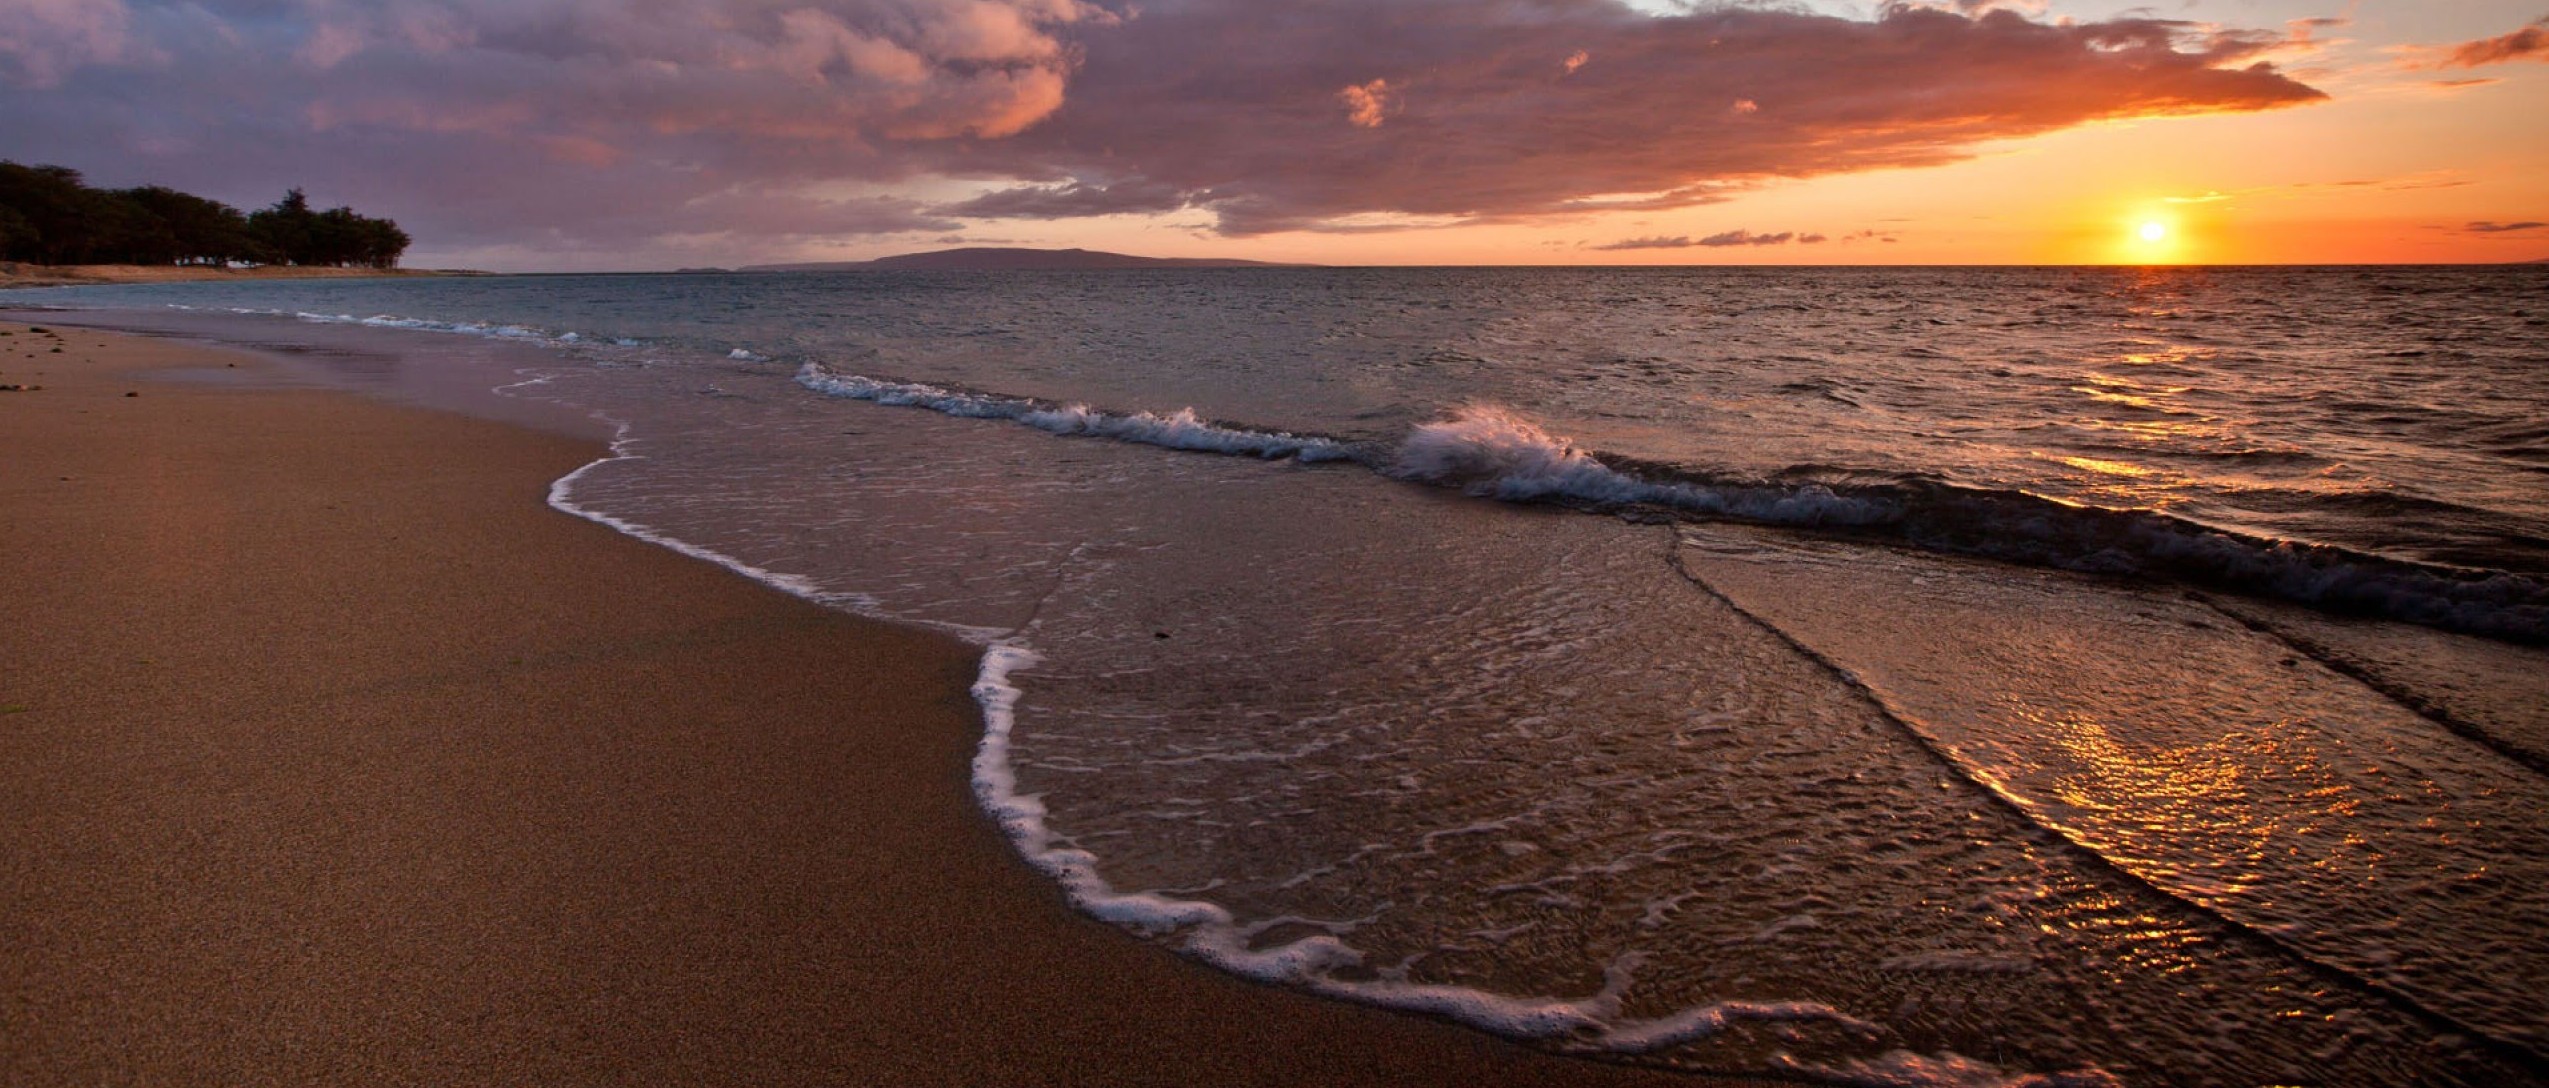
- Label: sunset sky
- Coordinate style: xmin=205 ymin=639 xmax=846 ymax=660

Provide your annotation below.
xmin=3 ymin=0 xmax=2543 ymax=269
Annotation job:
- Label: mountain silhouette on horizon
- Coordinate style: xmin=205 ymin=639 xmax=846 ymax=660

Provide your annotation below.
xmin=739 ymin=247 xmax=1304 ymax=272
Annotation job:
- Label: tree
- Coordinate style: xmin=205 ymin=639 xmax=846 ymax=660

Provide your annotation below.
xmin=122 ymin=186 xmax=260 ymax=265
xmin=247 ymin=188 xmax=409 ymax=268
xmin=0 ymin=162 xmax=91 ymax=264
xmin=247 ymin=188 xmax=317 ymax=264
xmin=0 ymin=163 xmax=409 ymax=268
xmin=0 ymin=204 xmax=30 ymax=259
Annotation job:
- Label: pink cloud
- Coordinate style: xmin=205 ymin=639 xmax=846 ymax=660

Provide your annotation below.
xmin=297 ymin=23 xmax=367 ymax=69
xmin=0 ymin=0 xmax=140 ymax=88
xmin=0 ymin=0 xmax=2327 ymax=261
xmin=954 ymin=1 xmax=2327 ymax=234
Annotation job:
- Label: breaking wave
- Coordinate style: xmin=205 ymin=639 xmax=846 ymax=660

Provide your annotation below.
xmin=795 ymin=373 xmax=2547 ymax=644
xmin=158 ymin=304 xmax=650 ymax=349
xmin=796 ymin=362 xmax=1354 ymax=462
xmin=135 ymin=305 xmax=2549 ymax=643
xmin=1392 ymin=407 xmax=2547 ymax=644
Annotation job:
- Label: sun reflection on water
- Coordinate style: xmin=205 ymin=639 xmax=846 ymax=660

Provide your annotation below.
xmin=2052 ymin=455 xmax=2153 ymax=478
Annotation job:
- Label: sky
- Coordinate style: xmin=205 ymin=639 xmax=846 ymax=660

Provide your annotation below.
xmin=1 ymin=0 xmax=2543 ymax=269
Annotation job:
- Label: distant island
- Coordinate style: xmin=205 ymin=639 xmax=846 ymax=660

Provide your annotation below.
xmin=739 ymin=247 xmax=1303 ymax=272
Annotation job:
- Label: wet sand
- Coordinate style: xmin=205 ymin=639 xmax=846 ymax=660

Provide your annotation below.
xmin=0 ymin=323 xmax=1740 ymax=1085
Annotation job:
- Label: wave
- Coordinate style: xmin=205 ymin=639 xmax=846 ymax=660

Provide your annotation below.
xmin=220 ymin=304 xmax=2548 ymax=645
xmin=795 ymin=362 xmax=1354 ymax=462
xmin=160 ymin=304 xmax=650 ymax=349
xmin=178 ymin=296 xmax=2537 ymax=642
xmin=1393 ymin=408 xmax=2546 ymax=644
xmin=791 ymin=372 xmax=2548 ymax=644
xmin=1389 ymin=405 xmax=1902 ymax=525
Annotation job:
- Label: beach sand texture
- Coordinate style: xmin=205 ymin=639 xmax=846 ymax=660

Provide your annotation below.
xmin=0 ymin=324 xmax=1755 ymax=1085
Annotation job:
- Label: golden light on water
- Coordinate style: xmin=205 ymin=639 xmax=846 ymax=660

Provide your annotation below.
xmin=2055 ymin=455 xmax=2154 ymax=479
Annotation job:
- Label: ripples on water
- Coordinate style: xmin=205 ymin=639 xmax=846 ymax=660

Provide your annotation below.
xmin=13 ymin=266 xmax=2548 ymax=1086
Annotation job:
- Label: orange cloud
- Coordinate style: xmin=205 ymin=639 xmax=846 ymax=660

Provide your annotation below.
xmin=1338 ymin=79 xmax=1394 ymax=129
xmin=2434 ymin=18 xmax=2549 ymax=68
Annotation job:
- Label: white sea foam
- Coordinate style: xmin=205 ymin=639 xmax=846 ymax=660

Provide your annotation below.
xmin=533 ymin=412 xmax=1006 ymax=645
xmin=961 ymin=638 xmax=1931 ymax=1067
xmin=544 ymin=419 xmax=863 ymax=608
xmin=169 ymin=304 xmax=645 ymax=353
xmin=796 ymin=362 xmax=1352 ymax=462
xmin=970 ymin=645 xmax=1895 ymax=1052
xmin=244 ymin=306 xmax=594 ymax=348
xmin=1391 ymin=405 xmax=1895 ymax=525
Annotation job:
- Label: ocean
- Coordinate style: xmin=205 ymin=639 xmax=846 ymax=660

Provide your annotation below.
xmin=11 ymin=265 xmax=2548 ymax=1086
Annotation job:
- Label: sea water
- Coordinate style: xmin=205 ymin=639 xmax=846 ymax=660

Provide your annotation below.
xmin=10 ymin=266 xmax=2547 ymax=1086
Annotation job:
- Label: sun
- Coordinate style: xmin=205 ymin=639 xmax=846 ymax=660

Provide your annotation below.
xmin=2109 ymin=208 xmax=2189 ymax=264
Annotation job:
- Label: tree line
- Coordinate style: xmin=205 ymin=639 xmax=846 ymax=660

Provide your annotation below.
xmin=0 ymin=162 xmax=410 ymax=269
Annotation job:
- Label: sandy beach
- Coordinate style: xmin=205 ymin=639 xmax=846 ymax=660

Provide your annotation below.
xmin=0 ymin=322 xmax=1750 ymax=1085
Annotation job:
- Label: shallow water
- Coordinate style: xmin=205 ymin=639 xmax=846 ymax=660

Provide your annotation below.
xmin=11 ymin=266 xmax=2547 ymax=1085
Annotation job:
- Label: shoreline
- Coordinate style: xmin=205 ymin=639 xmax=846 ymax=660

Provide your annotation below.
xmin=0 ymin=322 xmax=1750 ymax=1085
xmin=0 ymin=263 xmax=482 ymax=289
